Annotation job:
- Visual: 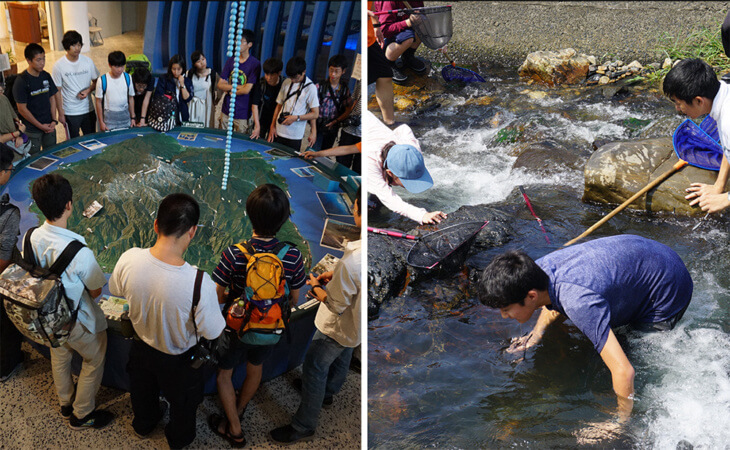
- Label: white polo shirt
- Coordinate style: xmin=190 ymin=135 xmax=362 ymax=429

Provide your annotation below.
xmin=314 ymin=239 xmax=361 ymax=348
xmin=27 ymin=222 xmax=108 ymax=334
xmin=109 ymin=247 xmax=225 ymax=355
xmin=710 ymin=80 xmax=730 ymax=160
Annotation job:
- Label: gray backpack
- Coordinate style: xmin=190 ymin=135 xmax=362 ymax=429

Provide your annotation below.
xmin=0 ymin=228 xmax=85 ymax=348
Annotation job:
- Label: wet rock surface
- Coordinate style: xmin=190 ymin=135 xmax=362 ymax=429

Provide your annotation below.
xmin=518 ymin=48 xmax=591 ymax=86
xmin=367 ymin=205 xmax=512 ymax=318
xmin=583 ymin=137 xmax=728 ymax=215
xmin=512 ymin=139 xmax=591 ymax=175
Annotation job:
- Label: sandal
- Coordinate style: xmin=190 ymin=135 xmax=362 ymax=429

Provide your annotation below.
xmin=208 ymin=413 xmax=247 ymax=448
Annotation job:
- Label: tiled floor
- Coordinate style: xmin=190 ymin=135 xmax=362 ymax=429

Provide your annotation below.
xmin=0 ymin=31 xmax=362 ymax=449
xmin=0 ymin=343 xmax=361 ymax=449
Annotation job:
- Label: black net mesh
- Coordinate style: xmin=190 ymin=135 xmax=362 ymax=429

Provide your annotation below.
xmin=407 ymin=221 xmax=488 ymax=270
xmin=410 ymin=6 xmax=453 ymax=50
xmin=441 ymin=65 xmax=486 ymax=83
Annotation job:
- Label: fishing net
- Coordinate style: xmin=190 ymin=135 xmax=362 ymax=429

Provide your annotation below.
xmin=442 ymin=64 xmax=486 ymax=83
xmin=407 ymin=221 xmax=488 ymax=270
xmin=673 ymin=115 xmax=723 ymax=171
xmin=410 ymin=6 xmax=453 ymax=50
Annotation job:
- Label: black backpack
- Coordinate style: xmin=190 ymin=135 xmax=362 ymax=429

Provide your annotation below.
xmin=147 ymin=93 xmax=178 ymax=132
xmin=317 ymin=80 xmax=350 ymax=123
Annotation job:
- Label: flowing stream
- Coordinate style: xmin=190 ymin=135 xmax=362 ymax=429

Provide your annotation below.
xmin=368 ymin=68 xmax=730 ymax=448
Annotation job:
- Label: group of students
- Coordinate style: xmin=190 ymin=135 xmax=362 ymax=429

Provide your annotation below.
xmin=0 ymin=145 xmax=361 ymax=448
xmin=1 ymin=28 xmax=363 ymax=174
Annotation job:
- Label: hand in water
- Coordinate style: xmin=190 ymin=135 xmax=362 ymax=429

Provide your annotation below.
xmin=574 ymin=420 xmax=623 ymax=445
xmin=505 ymin=332 xmax=535 ymax=354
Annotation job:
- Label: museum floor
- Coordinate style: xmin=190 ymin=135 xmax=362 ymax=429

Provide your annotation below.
xmin=0 ymin=342 xmax=361 ymax=448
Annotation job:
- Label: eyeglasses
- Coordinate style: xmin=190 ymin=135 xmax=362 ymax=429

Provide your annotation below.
xmin=2 ymin=167 xmax=14 ymax=173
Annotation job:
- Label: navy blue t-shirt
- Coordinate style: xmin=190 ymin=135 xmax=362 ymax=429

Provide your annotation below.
xmin=537 ymin=235 xmax=693 ymax=353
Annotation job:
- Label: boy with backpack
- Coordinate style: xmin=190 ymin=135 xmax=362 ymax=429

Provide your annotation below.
xmin=316 ymin=54 xmax=351 ymax=151
xmin=52 ymin=30 xmax=99 ymax=138
xmin=27 ymin=173 xmax=114 ymax=429
xmin=13 ymin=43 xmax=58 ymax=155
xmin=250 ymin=57 xmax=283 ymax=141
xmin=95 ymin=51 xmax=135 ymax=131
xmin=270 ymin=187 xmax=362 ymax=444
xmin=209 ymin=183 xmax=306 ymax=447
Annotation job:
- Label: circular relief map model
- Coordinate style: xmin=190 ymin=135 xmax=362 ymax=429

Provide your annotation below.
xmin=5 ymin=128 xmax=360 ymax=275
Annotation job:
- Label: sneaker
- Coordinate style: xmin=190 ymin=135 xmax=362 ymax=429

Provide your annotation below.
xmin=270 ymin=424 xmax=314 ymax=445
xmin=292 ymin=378 xmax=333 ymax=408
xmin=391 ymin=66 xmax=408 ymax=84
xmin=403 ymin=49 xmax=427 ymax=73
xmin=394 ymin=56 xmax=405 ymax=69
xmin=61 ymin=405 xmax=74 ymax=419
xmin=68 ymin=409 xmax=115 ymax=430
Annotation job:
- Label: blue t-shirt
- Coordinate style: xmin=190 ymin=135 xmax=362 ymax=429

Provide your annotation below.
xmin=221 ymin=55 xmax=260 ymax=120
xmin=537 ymin=235 xmax=693 ymax=353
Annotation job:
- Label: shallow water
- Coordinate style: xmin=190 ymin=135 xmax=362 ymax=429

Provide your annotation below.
xmin=368 ymin=68 xmax=730 ymax=447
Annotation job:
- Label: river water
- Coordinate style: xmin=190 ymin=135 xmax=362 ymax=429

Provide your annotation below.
xmin=368 ymin=68 xmax=730 ymax=448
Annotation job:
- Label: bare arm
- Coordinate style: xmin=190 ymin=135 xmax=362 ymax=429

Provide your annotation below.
xmin=140 ymin=91 xmax=152 ymax=125
xmin=217 ymin=77 xmax=233 ymax=93
xmin=95 ymin=97 xmax=107 ymax=131
xmin=250 ymin=104 xmax=261 ymax=139
xmin=236 ymin=82 xmax=254 ymax=95
xmin=599 ymin=329 xmax=635 ymax=422
xmin=128 ymin=96 xmax=135 ymax=125
xmin=289 ymin=288 xmax=300 ymax=307
xmin=88 ymin=287 xmax=102 ymax=299
xmin=267 ymin=103 xmax=284 ymax=142
xmin=303 ymin=144 xmax=359 ymax=159
xmin=55 ymin=91 xmax=65 ymax=125
xmin=686 ymin=154 xmax=730 ymax=212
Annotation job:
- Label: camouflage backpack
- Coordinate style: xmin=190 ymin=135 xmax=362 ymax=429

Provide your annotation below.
xmin=0 ymin=228 xmax=85 ymax=348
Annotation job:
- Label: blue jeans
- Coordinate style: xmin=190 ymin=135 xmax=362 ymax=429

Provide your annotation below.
xmin=291 ymin=330 xmax=354 ymax=433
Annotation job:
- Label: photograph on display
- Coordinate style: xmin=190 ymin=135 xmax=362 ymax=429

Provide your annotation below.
xmin=82 ymin=200 xmax=104 ymax=218
xmin=320 ymin=218 xmax=360 ymax=252
xmin=27 ymin=156 xmax=58 ymax=171
xmin=291 ymin=166 xmax=316 ymax=177
xmin=311 ymin=253 xmax=340 ymax=276
xmin=316 ymin=191 xmax=353 ymax=217
xmin=78 ymin=139 xmax=107 ymax=151
xmin=51 ymin=147 xmax=82 ymax=159
xmin=177 ymin=132 xmax=198 ymax=141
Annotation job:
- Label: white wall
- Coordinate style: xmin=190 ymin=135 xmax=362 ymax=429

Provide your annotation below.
xmin=87 ymin=1 xmax=122 ymax=38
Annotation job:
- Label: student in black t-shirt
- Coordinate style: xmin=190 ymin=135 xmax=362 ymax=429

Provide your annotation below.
xmin=132 ymin=68 xmax=155 ymax=127
xmin=13 ymin=43 xmax=58 ymax=155
xmin=250 ymin=58 xmax=283 ymax=141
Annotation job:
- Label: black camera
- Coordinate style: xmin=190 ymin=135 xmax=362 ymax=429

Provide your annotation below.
xmin=189 ymin=339 xmax=216 ymax=369
xmin=278 ymin=112 xmax=291 ymax=124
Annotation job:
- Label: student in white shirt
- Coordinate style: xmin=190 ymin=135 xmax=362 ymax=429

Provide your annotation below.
xmin=53 ymin=30 xmax=99 ymax=138
xmin=28 ymin=174 xmax=114 ymax=430
xmin=95 ymin=51 xmax=135 ymax=131
xmin=268 ymin=56 xmax=319 ymax=151
xmin=109 ymin=193 xmax=225 ymax=448
xmin=364 ymin=109 xmax=446 ymax=224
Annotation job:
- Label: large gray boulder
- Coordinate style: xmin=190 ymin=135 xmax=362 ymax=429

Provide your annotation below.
xmin=518 ymin=48 xmax=592 ymax=86
xmin=583 ymin=137 xmax=726 ymax=216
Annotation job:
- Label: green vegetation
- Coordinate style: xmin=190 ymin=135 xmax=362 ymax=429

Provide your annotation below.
xmin=630 ymin=27 xmax=730 ymax=85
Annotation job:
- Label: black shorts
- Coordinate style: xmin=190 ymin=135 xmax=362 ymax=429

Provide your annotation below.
xmin=631 ymin=299 xmax=691 ymax=332
xmin=217 ymin=329 xmax=275 ymax=369
xmin=368 ymin=42 xmax=393 ymax=86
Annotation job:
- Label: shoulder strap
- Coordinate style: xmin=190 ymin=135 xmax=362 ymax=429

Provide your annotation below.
xmin=272 ymin=242 xmax=291 ymax=260
xmin=190 ymin=269 xmax=204 ymax=342
xmin=48 ymin=240 xmax=86 ymax=277
xmin=22 ymin=227 xmax=37 ymax=265
xmin=123 ymin=72 xmax=131 ymax=89
xmin=234 ymin=241 xmax=255 ymax=260
xmin=101 ymin=74 xmax=107 ymax=95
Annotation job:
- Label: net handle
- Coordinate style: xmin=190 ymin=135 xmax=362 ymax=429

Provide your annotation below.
xmin=372 ymin=5 xmax=452 ymax=16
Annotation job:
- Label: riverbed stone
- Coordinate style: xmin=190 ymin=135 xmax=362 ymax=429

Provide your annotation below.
xmin=598 ymin=76 xmax=610 ymax=85
xmin=663 ymin=58 xmax=673 ymax=69
xmin=518 ymin=48 xmax=591 ymax=86
xmin=583 ymin=137 xmax=727 ymax=215
xmin=512 ymin=139 xmax=590 ymax=174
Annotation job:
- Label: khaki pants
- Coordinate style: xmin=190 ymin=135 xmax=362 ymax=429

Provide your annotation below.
xmin=50 ymin=322 xmax=107 ymax=418
xmin=221 ymin=113 xmax=253 ymax=135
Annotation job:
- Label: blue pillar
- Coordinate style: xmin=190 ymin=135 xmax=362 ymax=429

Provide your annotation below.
xmin=328 ymin=1 xmax=355 ymax=61
xmin=259 ymin=2 xmax=284 ymax=66
xmin=282 ymin=2 xmax=306 ymax=66
xmin=185 ymin=1 xmax=203 ymax=60
xmin=143 ymin=1 xmax=167 ymax=75
xmin=305 ymin=2 xmax=330 ymax=80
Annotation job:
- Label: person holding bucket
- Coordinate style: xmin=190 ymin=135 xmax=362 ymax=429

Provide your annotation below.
xmin=365 ymin=109 xmax=446 ymax=224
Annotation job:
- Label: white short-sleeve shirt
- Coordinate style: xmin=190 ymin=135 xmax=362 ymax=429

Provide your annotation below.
xmin=95 ymin=72 xmax=135 ymax=112
xmin=52 ymin=55 xmax=100 ymax=116
xmin=275 ymin=76 xmax=319 ymax=140
xmin=109 ymin=247 xmax=226 ymax=355
xmin=27 ymin=223 xmax=108 ymax=334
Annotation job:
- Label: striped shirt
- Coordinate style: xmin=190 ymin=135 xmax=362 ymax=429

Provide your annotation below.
xmin=212 ymin=237 xmax=306 ymax=298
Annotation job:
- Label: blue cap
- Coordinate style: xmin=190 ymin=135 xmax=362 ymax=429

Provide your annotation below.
xmin=385 ymin=144 xmax=434 ymax=193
